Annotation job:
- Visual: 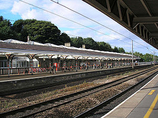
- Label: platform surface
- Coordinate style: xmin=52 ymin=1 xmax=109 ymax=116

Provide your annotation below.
xmin=102 ymin=74 xmax=158 ymax=118
xmin=0 ymin=69 xmax=88 ymax=82
xmin=0 ymin=66 xmax=124 ymax=82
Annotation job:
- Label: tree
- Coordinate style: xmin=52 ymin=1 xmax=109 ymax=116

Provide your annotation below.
xmin=12 ymin=19 xmax=61 ymax=44
xmin=98 ymin=42 xmax=106 ymax=51
xmin=97 ymin=42 xmax=112 ymax=51
xmin=71 ymin=37 xmax=83 ymax=48
xmin=13 ymin=19 xmax=36 ymax=33
xmin=59 ymin=33 xmax=71 ymax=45
xmin=12 ymin=19 xmax=37 ymax=41
xmin=0 ymin=16 xmax=3 ymax=21
xmin=113 ymin=46 xmax=119 ymax=52
xmin=26 ymin=20 xmax=61 ymax=44
xmin=118 ymin=47 xmax=125 ymax=53
xmin=83 ymin=37 xmax=99 ymax=50
xmin=125 ymin=52 xmax=154 ymax=62
xmin=133 ymin=52 xmax=144 ymax=62
xmin=104 ymin=43 xmax=112 ymax=51
xmin=0 ymin=16 xmax=16 ymax=40
xmin=143 ymin=53 xmax=153 ymax=62
xmin=0 ymin=16 xmax=130 ymax=55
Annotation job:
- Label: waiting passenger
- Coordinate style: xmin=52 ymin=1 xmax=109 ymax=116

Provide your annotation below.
xmin=25 ymin=69 xmax=28 ymax=74
xmin=93 ymin=64 xmax=96 ymax=70
xmin=70 ymin=65 xmax=73 ymax=71
xmin=50 ymin=66 xmax=53 ymax=73
xmin=85 ymin=63 xmax=88 ymax=71
xmin=53 ymin=65 xmax=56 ymax=74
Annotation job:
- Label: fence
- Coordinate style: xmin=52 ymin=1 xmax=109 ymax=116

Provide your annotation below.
xmin=0 ymin=62 xmax=136 ymax=75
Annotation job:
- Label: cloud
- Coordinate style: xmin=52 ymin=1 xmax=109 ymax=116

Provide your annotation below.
xmin=9 ymin=0 xmax=157 ymax=54
xmin=11 ymin=0 xmax=37 ymax=16
xmin=0 ymin=0 xmax=15 ymax=10
xmin=11 ymin=0 xmax=113 ymax=29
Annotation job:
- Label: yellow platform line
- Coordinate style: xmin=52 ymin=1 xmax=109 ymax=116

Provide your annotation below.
xmin=144 ymin=94 xmax=158 ymax=118
xmin=148 ymin=90 xmax=155 ymax=95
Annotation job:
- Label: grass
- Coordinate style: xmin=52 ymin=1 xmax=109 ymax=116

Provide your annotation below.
xmin=2 ymin=100 xmax=18 ymax=109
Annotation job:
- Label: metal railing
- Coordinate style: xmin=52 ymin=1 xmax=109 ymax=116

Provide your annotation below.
xmin=0 ymin=62 xmax=134 ymax=75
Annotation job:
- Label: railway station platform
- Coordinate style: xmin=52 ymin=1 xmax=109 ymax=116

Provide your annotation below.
xmin=0 ymin=65 xmax=153 ymax=97
xmin=0 ymin=66 xmax=134 ymax=95
xmin=0 ymin=67 xmax=120 ymax=81
xmin=102 ymin=74 xmax=158 ymax=118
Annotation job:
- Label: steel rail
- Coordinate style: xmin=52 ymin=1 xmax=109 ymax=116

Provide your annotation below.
xmin=0 ymin=65 xmax=152 ymax=96
xmin=74 ymin=71 xmax=158 ymax=118
xmin=0 ymin=67 xmax=157 ymax=118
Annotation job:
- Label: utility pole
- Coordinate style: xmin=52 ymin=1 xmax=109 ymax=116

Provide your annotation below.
xmin=153 ymin=51 xmax=155 ymax=65
xmin=132 ymin=40 xmax=134 ymax=69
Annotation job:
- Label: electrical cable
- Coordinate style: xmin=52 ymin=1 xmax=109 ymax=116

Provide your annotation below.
xmin=50 ymin=0 xmax=131 ymax=40
xmin=19 ymin=0 xmax=131 ymax=45
xmin=66 ymin=32 xmax=135 ymax=52
xmin=21 ymin=0 xmax=153 ymax=52
xmin=19 ymin=0 xmax=156 ymax=54
xmin=50 ymin=0 xmax=156 ymax=52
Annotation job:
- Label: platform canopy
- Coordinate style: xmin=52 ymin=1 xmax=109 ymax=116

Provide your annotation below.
xmin=0 ymin=39 xmax=139 ymax=60
xmin=83 ymin=0 xmax=158 ymax=49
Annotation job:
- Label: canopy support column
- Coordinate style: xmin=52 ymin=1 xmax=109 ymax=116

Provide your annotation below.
xmin=75 ymin=59 xmax=78 ymax=72
xmin=5 ymin=54 xmax=14 ymax=77
xmin=28 ymin=54 xmax=36 ymax=75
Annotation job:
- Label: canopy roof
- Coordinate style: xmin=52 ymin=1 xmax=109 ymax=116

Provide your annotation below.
xmin=0 ymin=39 xmax=139 ymax=60
xmin=83 ymin=0 xmax=158 ymax=49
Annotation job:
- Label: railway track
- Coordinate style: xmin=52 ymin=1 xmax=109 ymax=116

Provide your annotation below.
xmin=0 ymin=65 xmax=151 ymax=96
xmin=74 ymin=70 xmax=158 ymax=118
xmin=0 ymin=66 xmax=157 ymax=118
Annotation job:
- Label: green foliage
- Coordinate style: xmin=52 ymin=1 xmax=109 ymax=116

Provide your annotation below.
xmin=143 ymin=53 xmax=153 ymax=62
xmin=97 ymin=42 xmax=112 ymax=51
xmin=126 ymin=51 xmax=155 ymax=62
xmin=25 ymin=21 xmax=60 ymax=44
xmin=113 ymin=46 xmax=119 ymax=52
xmin=1 ymin=15 xmax=126 ymax=53
xmin=83 ymin=37 xmax=99 ymax=50
xmin=113 ymin=46 xmax=126 ymax=53
xmin=1 ymin=16 xmax=157 ymax=62
xmin=133 ymin=52 xmax=144 ymax=62
xmin=0 ymin=16 xmax=16 ymax=40
xmin=59 ymin=33 xmax=71 ymax=45
xmin=71 ymin=37 xmax=83 ymax=48
xmin=0 ymin=15 xmax=126 ymax=54
xmin=70 ymin=37 xmax=114 ymax=52
xmin=118 ymin=47 xmax=125 ymax=53
xmin=12 ymin=19 xmax=61 ymax=44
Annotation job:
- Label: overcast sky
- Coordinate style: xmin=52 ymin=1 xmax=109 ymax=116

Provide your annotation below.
xmin=1 ymin=0 xmax=158 ymax=55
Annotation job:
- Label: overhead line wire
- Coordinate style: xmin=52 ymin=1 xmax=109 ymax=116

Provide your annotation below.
xmin=20 ymin=0 xmax=156 ymax=54
xmin=51 ymin=0 xmax=131 ymax=39
xmin=50 ymin=0 xmax=155 ymax=51
xmin=19 ymin=0 xmax=131 ymax=45
xmin=66 ymin=33 xmax=134 ymax=52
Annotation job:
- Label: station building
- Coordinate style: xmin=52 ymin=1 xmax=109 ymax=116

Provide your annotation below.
xmin=0 ymin=39 xmax=139 ymax=75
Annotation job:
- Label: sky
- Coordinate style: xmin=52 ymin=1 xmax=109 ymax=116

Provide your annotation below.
xmin=0 ymin=0 xmax=158 ymax=56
